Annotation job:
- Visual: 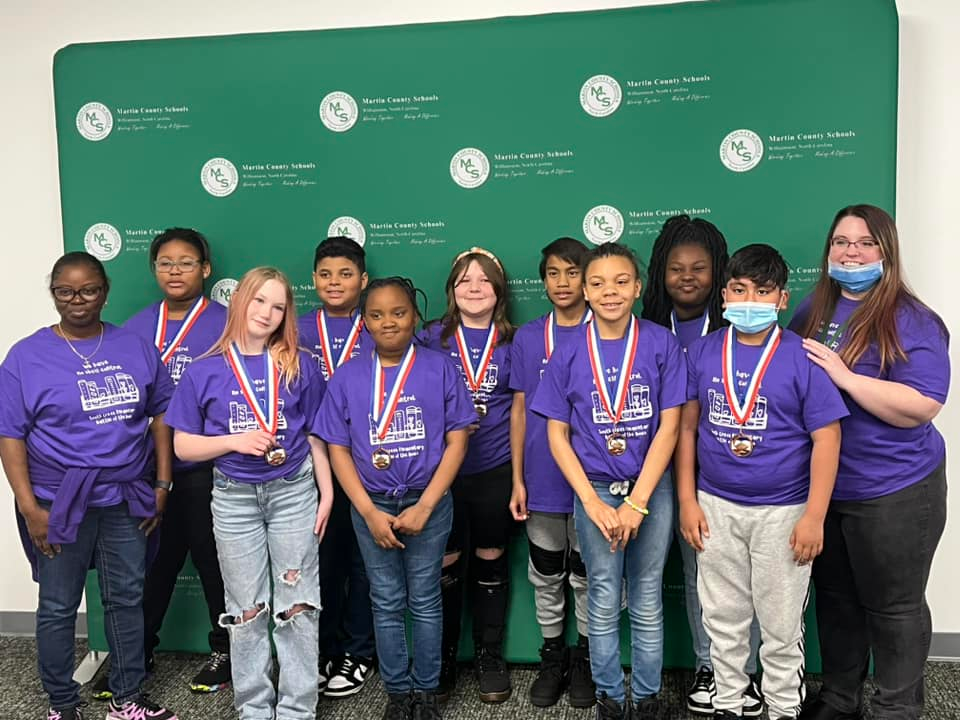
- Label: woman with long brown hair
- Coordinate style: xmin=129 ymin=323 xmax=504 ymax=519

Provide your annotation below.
xmin=422 ymin=248 xmax=516 ymax=703
xmin=164 ymin=267 xmax=333 ymax=720
xmin=790 ymin=205 xmax=949 ymax=720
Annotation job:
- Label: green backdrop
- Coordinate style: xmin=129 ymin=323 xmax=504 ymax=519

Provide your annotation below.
xmin=54 ymin=0 xmax=897 ymax=668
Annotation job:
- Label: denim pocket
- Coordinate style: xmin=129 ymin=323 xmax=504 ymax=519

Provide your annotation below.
xmin=212 ymin=471 xmax=231 ymax=491
xmin=280 ymin=459 xmax=314 ymax=485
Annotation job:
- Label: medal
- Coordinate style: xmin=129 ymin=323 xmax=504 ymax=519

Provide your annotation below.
xmin=454 ymin=324 xmax=498 ymax=420
xmin=317 ymin=309 xmax=364 ymax=379
xmin=544 ymin=308 xmax=593 ymax=361
xmin=587 ymin=316 xmax=639 ymax=456
xmin=371 ymin=345 xmax=417 ymax=470
xmin=372 ymin=448 xmax=392 ymax=470
xmin=155 ymin=295 xmax=208 ymax=366
xmin=721 ymin=325 xmax=781 ymax=458
xmin=226 ymin=343 xmax=281 ymax=466
xmin=729 ymin=434 xmax=754 ymax=458
xmin=606 ymin=433 xmax=627 ymax=456
xmin=265 ymin=446 xmax=287 ymax=466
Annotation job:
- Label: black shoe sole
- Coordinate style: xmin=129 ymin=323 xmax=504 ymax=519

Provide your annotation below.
xmin=568 ymin=694 xmax=597 ymax=709
xmin=529 ymin=691 xmax=562 ymax=708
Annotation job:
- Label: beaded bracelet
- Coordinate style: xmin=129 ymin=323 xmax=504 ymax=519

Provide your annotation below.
xmin=623 ymin=497 xmax=649 ymax=515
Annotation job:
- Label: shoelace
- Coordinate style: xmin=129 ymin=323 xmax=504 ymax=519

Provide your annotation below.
xmin=204 ymin=652 xmax=229 ymax=672
xmin=693 ymin=668 xmax=714 ymax=690
xmin=114 ymin=696 xmax=162 ymax=720
xmin=477 ymin=649 xmax=504 ymax=673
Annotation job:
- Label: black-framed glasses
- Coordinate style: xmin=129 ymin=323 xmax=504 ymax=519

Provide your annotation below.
xmin=154 ymin=259 xmax=202 ymax=273
xmin=51 ymin=286 xmax=104 ymax=302
xmin=830 ymin=237 xmax=879 ymax=251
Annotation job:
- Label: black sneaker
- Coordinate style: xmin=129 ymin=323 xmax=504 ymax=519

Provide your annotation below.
xmin=90 ymin=656 xmax=155 ymax=701
xmin=324 ymin=653 xmax=374 ymax=698
xmin=713 ymin=711 xmax=742 ymax=719
xmin=529 ymin=641 xmax=568 ymax=707
xmin=595 ymin=692 xmax=626 ymax=720
xmin=382 ymin=691 xmax=413 ymax=720
xmin=47 ymin=704 xmax=86 ymax=720
xmin=633 ymin=695 xmax=662 ymax=720
xmin=411 ymin=690 xmax=442 ymax=720
xmin=105 ymin=695 xmax=177 ymax=719
xmin=688 ymin=666 xmax=716 ymax=715
xmin=475 ymin=647 xmax=511 ymax=703
xmin=318 ymin=656 xmax=335 ymax=693
xmin=435 ymin=648 xmax=457 ymax=704
xmin=567 ymin=643 xmax=596 ymax=708
xmin=742 ymin=674 xmax=764 ymax=718
xmin=189 ymin=651 xmax=231 ymax=693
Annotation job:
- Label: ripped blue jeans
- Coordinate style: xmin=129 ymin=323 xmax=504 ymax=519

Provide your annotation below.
xmin=212 ymin=459 xmax=320 ymax=720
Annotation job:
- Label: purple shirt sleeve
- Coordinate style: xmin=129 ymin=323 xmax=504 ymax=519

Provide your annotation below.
xmin=165 ymin=367 xmax=205 ymax=434
xmin=530 ymin=343 xmax=572 ymax=424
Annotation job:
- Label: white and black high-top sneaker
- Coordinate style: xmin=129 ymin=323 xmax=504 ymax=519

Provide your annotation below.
xmin=324 ymin=653 xmax=374 ymax=698
xmin=688 ymin=666 xmax=717 ymax=715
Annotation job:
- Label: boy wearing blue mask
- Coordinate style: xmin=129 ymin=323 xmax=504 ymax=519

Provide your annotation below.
xmin=676 ymin=244 xmax=848 ymax=720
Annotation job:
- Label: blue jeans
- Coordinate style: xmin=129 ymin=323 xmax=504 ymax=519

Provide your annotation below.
xmin=36 ymin=501 xmax=147 ymax=710
xmin=212 ymin=460 xmax=321 ymax=720
xmin=351 ymin=490 xmax=452 ymax=694
xmin=674 ymin=486 xmax=761 ymax=673
xmin=574 ymin=474 xmax=674 ymax=704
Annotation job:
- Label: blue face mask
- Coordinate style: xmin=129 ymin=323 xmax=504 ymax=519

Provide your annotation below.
xmin=722 ymin=302 xmax=779 ymax=334
xmin=828 ymin=260 xmax=883 ymax=294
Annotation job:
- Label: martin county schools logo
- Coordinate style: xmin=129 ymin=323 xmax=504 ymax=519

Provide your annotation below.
xmin=200 ymin=158 xmax=239 ymax=197
xmin=582 ymin=205 xmax=624 ymax=245
xmin=319 ymin=91 xmax=359 ymax=132
xmin=211 ymin=278 xmax=239 ymax=307
xmin=720 ymin=129 xmax=764 ymax=172
xmin=327 ymin=216 xmax=366 ymax=247
xmin=450 ymin=148 xmax=490 ymax=189
xmin=83 ymin=223 xmax=122 ymax=262
xmin=76 ymin=102 xmax=113 ymax=141
xmin=579 ymin=75 xmax=622 ymax=118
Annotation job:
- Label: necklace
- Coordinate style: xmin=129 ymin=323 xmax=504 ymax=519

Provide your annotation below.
xmin=58 ymin=322 xmax=104 ymax=368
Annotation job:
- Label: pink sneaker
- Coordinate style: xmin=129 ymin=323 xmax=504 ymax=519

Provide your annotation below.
xmin=105 ymin=696 xmax=178 ymax=720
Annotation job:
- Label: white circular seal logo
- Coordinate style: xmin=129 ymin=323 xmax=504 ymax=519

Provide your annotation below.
xmin=211 ymin=278 xmax=239 ymax=307
xmin=200 ymin=158 xmax=239 ymax=197
xmin=327 ymin=216 xmax=367 ymax=247
xmin=580 ymin=75 xmax=622 ymax=118
xmin=319 ymin=91 xmax=359 ymax=133
xmin=83 ymin=223 xmax=122 ymax=261
xmin=582 ymin=205 xmax=625 ymax=245
xmin=450 ymin=148 xmax=490 ymax=189
xmin=76 ymin=102 xmax=114 ymax=142
xmin=720 ymin=129 xmax=764 ymax=172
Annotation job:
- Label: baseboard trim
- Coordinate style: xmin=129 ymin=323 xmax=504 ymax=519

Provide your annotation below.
xmin=0 ymin=611 xmax=87 ymax=637
xmin=0 ymin=610 xmax=957 ymax=661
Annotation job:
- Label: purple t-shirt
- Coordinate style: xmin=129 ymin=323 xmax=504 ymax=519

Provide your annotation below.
xmin=125 ymin=300 xmax=227 ymax=472
xmin=686 ymin=327 xmax=849 ymax=505
xmin=531 ymin=318 xmax=687 ymax=483
xmin=0 ymin=324 xmax=174 ymax=505
xmin=674 ymin=313 xmax=711 ymax=352
xmin=316 ymin=346 xmax=476 ymax=495
xmin=509 ymin=315 xmax=585 ymax=513
xmin=298 ymin=308 xmax=369 ymax=381
xmin=789 ymin=295 xmax=949 ymax=500
xmin=165 ymin=349 xmax=325 ymax=483
xmin=421 ymin=322 xmax=513 ymax=474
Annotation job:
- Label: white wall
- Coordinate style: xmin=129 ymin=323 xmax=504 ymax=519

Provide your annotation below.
xmin=1 ymin=0 xmax=957 ymax=631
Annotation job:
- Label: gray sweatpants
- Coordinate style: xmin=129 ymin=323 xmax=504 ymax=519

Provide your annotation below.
xmin=526 ymin=511 xmax=589 ymax=639
xmin=697 ymin=491 xmax=811 ymax=719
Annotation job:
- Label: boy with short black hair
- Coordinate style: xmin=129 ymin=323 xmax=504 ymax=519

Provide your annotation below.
xmin=509 ymin=237 xmax=596 ymax=709
xmin=298 ymin=236 xmax=376 ymax=697
xmin=677 ymin=244 xmax=847 ymax=720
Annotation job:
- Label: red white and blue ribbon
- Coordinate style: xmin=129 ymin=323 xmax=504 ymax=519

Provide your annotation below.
xmin=544 ymin=308 xmax=593 ymax=361
xmin=721 ymin=325 xmax=781 ymax=426
xmin=317 ymin=309 xmax=364 ymax=377
xmin=226 ymin=343 xmax=279 ymax=434
xmin=454 ymin=324 xmax=498 ymax=393
xmin=371 ymin=345 xmax=417 ymax=441
xmin=586 ymin=315 xmax=639 ymax=425
xmin=669 ymin=310 xmax=710 ymax=339
xmin=154 ymin=296 xmax=208 ymax=365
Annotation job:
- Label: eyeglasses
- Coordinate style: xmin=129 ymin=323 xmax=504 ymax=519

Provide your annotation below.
xmin=51 ymin=286 xmax=104 ymax=302
xmin=830 ymin=237 xmax=879 ymax=251
xmin=154 ymin=259 xmax=203 ymax=273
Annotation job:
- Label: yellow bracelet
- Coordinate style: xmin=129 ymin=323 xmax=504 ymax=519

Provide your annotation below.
xmin=623 ymin=497 xmax=649 ymax=515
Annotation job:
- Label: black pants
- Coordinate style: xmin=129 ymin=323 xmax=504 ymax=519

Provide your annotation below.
xmin=143 ymin=466 xmax=228 ymax=655
xmin=318 ymin=478 xmax=375 ymax=659
xmin=813 ymin=461 xmax=947 ymax=719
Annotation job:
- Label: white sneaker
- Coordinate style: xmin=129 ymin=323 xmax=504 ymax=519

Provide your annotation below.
xmin=323 ymin=653 xmax=374 ymax=697
xmin=687 ymin=666 xmax=716 ymax=715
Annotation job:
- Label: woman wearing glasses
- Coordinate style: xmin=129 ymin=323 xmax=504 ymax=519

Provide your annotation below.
xmin=0 ymin=251 xmax=180 ymax=720
xmin=790 ymin=205 xmax=949 ymax=720
xmin=122 ymin=229 xmax=231 ymax=696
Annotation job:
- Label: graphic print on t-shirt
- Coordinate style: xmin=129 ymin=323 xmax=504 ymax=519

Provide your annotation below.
xmin=367 ymin=400 xmax=426 ymax=445
xmin=77 ymin=373 xmax=141 ymax=411
xmin=707 ymin=388 xmax=769 ymax=430
xmin=168 ymin=354 xmax=192 ymax=384
xmin=589 ymin=363 xmax=652 ymax=424
xmin=229 ymin=398 xmax=287 ymax=433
